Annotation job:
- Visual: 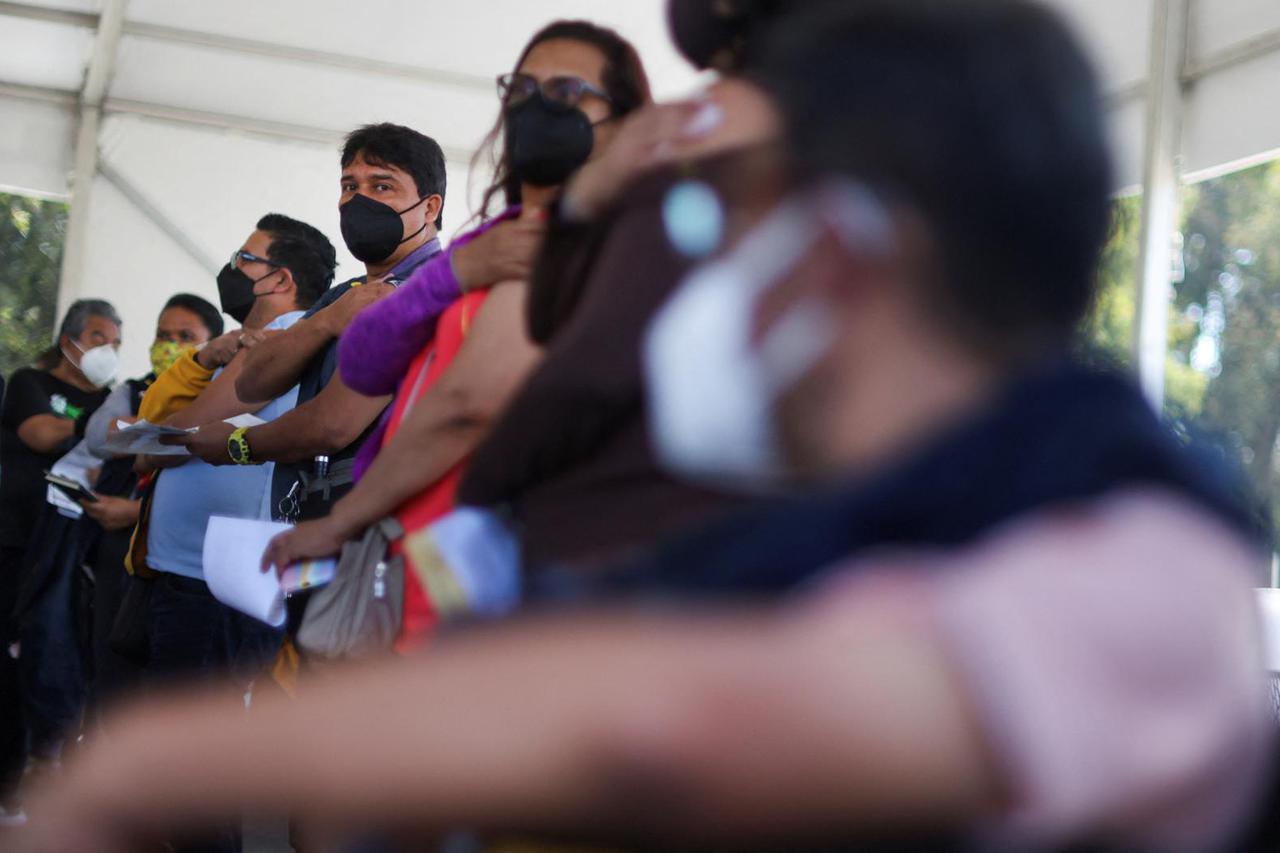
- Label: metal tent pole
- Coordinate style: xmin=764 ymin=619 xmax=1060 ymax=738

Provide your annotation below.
xmin=1132 ymin=0 xmax=1191 ymax=409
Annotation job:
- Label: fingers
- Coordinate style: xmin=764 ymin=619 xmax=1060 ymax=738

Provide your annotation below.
xmin=262 ymin=534 xmax=287 ymax=572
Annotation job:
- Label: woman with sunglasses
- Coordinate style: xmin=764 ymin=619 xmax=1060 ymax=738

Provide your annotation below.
xmin=261 ymin=20 xmax=651 ymax=650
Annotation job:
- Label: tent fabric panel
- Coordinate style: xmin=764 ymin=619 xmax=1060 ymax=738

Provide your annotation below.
xmin=0 ymin=95 xmax=74 ymax=198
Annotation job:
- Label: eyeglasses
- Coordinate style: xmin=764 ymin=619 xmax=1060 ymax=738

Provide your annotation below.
xmin=230 ymin=250 xmax=281 ymax=269
xmin=497 ymin=72 xmax=613 ymax=112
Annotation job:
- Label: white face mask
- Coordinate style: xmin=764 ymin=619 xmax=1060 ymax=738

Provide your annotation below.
xmin=643 ymin=180 xmax=894 ymax=490
xmin=66 ymin=339 xmax=119 ymax=388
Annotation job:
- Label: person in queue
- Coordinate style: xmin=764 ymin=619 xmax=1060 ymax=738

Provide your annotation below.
xmin=172 ymin=124 xmax=451 ymax=526
xmin=79 ymin=294 xmax=225 ymax=711
xmin=261 ymin=20 xmax=652 ymax=648
xmin=0 ymin=299 xmax=119 ymax=825
xmin=131 ymin=215 xmax=336 ymax=853
xmin=455 ymin=0 xmax=802 ymax=572
xmin=5 ymin=295 xmax=226 ymax=806
xmin=17 ymin=3 xmax=1275 ymax=851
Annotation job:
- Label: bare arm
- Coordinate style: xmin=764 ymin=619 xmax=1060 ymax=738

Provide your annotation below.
xmin=264 ymin=283 xmax=542 ymax=567
xmin=163 ymin=350 xmax=256 ymax=429
xmin=237 ymin=285 xmax=394 ymax=404
xmin=235 ymin=313 xmax=338 ymax=404
xmin=179 ymin=374 xmax=391 ymax=466
xmin=28 ymin=597 xmax=992 ymax=848
xmin=16 ymin=414 xmax=76 ymax=454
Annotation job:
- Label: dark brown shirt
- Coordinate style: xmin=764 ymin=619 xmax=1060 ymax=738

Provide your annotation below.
xmin=458 ymin=160 xmax=745 ymax=569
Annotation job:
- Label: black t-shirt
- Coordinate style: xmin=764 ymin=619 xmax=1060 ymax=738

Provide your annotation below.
xmin=0 ymin=368 xmax=109 ymax=547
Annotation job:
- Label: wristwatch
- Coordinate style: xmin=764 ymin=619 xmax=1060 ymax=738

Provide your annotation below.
xmin=227 ymin=426 xmax=254 ymax=466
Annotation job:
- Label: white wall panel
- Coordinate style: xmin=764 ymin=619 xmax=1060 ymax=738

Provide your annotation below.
xmin=77 ymin=175 xmax=214 ymax=380
xmin=0 ymin=95 xmax=74 ymax=198
xmin=0 ymin=16 xmax=93 ymax=91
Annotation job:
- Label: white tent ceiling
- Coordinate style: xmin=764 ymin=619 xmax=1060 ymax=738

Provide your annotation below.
xmin=1 ymin=0 xmax=1279 ymax=379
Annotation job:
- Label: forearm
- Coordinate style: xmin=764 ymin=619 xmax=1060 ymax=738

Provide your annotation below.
xmin=99 ymin=605 xmax=989 ymax=842
xmin=243 ymin=394 xmax=390 ymax=465
xmin=84 ymin=385 xmax=133 ymax=459
xmin=339 ymin=252 xmax=462 ymax=397
xmin=237 ymin=316 xmax=335 ymax=404
xmin=167 ymin=354 xmax=254 ymax=428
xmin=327 ymin=414 xmax=482 ymax=536
xmin=18 ymin=415 xmax=75 ymax=453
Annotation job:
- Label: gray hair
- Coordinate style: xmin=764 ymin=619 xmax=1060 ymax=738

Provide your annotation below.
xmin=58 ymin=298 xmax=122 ymax=341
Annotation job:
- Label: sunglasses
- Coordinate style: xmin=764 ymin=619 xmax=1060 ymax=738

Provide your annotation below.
xmin=497 ymin=72 xmax=613 ymax=112
xmin=230 ymin=250 xmax=281 ymax=269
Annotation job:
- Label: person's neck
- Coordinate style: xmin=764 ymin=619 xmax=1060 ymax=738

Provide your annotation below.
xmin=243 ymin=297 xmax=297 ymax=331
xmin=50 ymin=358 xmax=96 ymax=393
xmin=822 ymin=330 xmax=1000 ymax=477
xmin=520 ymin=184 xmax=560 ymax=212
xmin=366 ymin=226 xmax=438 ymax=280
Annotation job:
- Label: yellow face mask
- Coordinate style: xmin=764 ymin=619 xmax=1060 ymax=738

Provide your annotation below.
xmin=150 ymin=340 xmax=191 ymax=376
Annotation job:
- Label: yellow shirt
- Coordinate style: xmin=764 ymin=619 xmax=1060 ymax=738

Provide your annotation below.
xmin=137 ymin=349 xmax=214 ymax=423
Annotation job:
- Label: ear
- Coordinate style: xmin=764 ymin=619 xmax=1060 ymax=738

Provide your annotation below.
xmin=424 ymin=194 xmax=444 ymax=226
xmin=272 ymin=266 xmax=297 ymax=297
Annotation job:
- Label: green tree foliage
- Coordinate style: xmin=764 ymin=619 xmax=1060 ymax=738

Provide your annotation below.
xmin=0 ymin=192 xmax=67 ymax=381
xmin=1083 ymin=164 xmax=1280 ymax=539
xmin=1177 ymin=161 xmax=1280 ymax=537
xmin=1081 ymin=194 xmax=1140 ymax=365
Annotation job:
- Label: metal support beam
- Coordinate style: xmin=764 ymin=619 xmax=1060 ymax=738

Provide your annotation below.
xmin=0 ymin=0 xmax=491 ymax=94
xmin=0 ymin=0 xmax=94 ymax=27
xmin=56 ymin=0 xmax=127 ymax=323
xmin=123 ymin=21 xmax=493 ymax=93
xmin=98 ymin=161 xmax=220 ymax=274
xmin=0 ymin=79 xmax=476 ymax=166
xmin=1132 ymin=0 xmax=1190 ymax=409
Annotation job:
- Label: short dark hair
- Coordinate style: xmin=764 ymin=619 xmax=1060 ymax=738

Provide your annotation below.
xmin=162 ymin=293 xmax=224 ymax=338
xmin=256 ymin=213 xmax=338 ymax=310
xmin=477 ymin=20 xmax=652 ymax=219
xmin=756 ymin=0 xmax=1113 ymax=364
xmin=341 ymin=123 xmax=448 ymax=230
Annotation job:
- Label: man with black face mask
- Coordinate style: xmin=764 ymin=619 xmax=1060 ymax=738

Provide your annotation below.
xmin=174 ymin=124 xmax=449 ymax=526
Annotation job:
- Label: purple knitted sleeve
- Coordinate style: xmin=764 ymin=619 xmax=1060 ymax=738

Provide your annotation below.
xmin=338 ymin=211 xmax=514 ymax=397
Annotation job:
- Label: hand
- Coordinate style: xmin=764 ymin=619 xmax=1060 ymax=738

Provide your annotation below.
xmin=262 ymin=517 xmax=349 ymax=574
xmin=317 ymin=281 xmax=396 ymax=335
xmin=236 ymin=328 xmax=271 ymax=351
xmin=163 ymin=420 xmax=237 ymax=466
xmin=195 ymin=330 xmax=244 ymax=370
xmin=106 ymin=416 xmax=136 ymax=438
xmin=80 ymin=495 xmax=141 ymax=531
xmin=450 ymin=212 xmax=547 ymax=290
xmin=564 ymin=100 xmax=719 ymax=219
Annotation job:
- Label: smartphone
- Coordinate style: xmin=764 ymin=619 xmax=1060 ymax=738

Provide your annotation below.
xmin=44 ymin=471 xmax=99 ymax=503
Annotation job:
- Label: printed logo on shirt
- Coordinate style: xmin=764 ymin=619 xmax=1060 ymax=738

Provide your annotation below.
xmin=49 ymin=394 xmax=83 ymax=420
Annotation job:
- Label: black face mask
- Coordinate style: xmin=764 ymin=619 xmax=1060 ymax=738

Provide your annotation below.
xmin=217 ymin=264 xmax=278 ymax=325
xmin=340 ymin=194 xmax=428 ymax=265
xmin=504 ymin=95 xmax=595 ymax=188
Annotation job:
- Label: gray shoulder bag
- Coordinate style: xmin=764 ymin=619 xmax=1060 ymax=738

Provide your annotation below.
xmin=296 ymin=517 xmax=405 ymax=660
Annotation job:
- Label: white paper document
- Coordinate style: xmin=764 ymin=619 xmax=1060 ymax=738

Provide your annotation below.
xmin=203 ymin=516 xmax=336 ymax=627
xmin=103 ymin=419 xmax=196 ymax=456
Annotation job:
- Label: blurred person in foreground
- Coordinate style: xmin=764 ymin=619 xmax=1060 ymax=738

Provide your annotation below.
xmin=16 ymin=2 xmax=1277 ymax=851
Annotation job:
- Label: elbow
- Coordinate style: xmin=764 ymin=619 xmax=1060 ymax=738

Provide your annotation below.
xmin=439 ymin=387 xmax=504 ymax=438
xmin=234 ymin=369 xmax=270 ymax=406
